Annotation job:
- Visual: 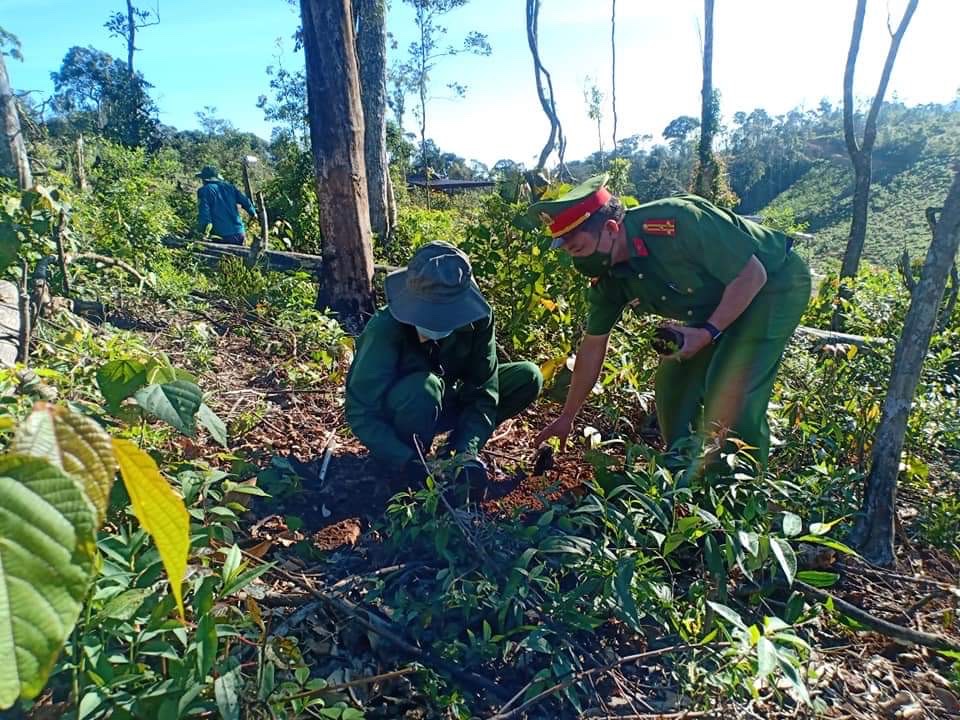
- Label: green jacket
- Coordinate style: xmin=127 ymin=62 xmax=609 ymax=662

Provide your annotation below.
xmin=197 ymin=180 xmax=256 ymax=237
xmin=586 ymin=193 xmax=794 ymax=335
xmin=345 ymin=308 xmax=499 ymax=467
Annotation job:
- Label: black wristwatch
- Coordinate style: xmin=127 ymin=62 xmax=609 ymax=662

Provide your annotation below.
xmin=693 ymin=321 xmax=723 ymax=344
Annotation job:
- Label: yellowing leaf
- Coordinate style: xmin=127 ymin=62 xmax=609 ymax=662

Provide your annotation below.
xmin=113 ymin=438 xmax=189 ymax=620
xmin=539 ymin=297 xmax=557 ymax=312
xmin=12 ymin=404 xmax=117 ymax=526
xmin=539 ymin=354 xmax=568 ymax=385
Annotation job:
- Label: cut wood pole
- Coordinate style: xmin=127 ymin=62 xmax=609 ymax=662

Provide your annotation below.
xmin=245 ymin=191 xmax=269 ymax=269
xmin=74 ymin=134 xmax=87 ymax=191
xmin=54 ymin=209 xmax=71 ymax=297
xmin=241 ymin=157 xmax=255 ymax=203
xmin=17 ymin=260 xmax=29 ymax=364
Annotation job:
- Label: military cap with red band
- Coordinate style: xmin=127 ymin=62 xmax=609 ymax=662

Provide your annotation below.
xmin=528 ymin=174 xmax=612 ymax=248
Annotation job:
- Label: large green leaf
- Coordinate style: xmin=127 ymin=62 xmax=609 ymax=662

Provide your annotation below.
xmin=197 ymin=403 xmax=228 ymax=448
xmin=134 ymin=381 xmax=203 ymax=436
xmin=214 ymin=658 xmax=242 ymax=720
xmin=0 ymin=455 xmax=97 ymax=708
xmin=11 ymin=404 xmax=117 ymax=526
xmin=771 ymin=537 xmax=797 ymax=586
xmin=96 ymin=360 xmax=148 ymax=412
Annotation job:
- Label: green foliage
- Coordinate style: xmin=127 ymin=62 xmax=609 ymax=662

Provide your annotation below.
xmin=373 ymin=438 xmax=835 ymax=713
xmin=0 ymin=454 xmax=97 ymax=707
xmin=213 ymin=255 xmax=269 ymax=306
xmin=262 ymin=136 xmax=322 ymax=253
xmin=49 ymin=45 xmax=159 ymax=147
xmin=0 ymin=184 xmax=63 ymax=278
xmin=460 ymin=194 xmax=587 ymax=356
xmin=72 ymin=142 xmax=184 ymax=261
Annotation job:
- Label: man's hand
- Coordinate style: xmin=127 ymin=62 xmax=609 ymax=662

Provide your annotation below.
xmin=664 ymin=324 xmax=712 ymax=360
xmin=534 ymin=413 xmax=574 ymax=451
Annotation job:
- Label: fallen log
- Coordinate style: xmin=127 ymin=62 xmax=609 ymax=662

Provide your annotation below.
xmin=162 ymin=236 xmax=399 ymax=275
xmin=0 ymin=280 xmax=20 ymax=367
xmin=794 ymin=325 xmax=891 ymax=349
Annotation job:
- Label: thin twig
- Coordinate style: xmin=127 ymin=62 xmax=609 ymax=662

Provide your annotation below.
xmin=586 ymin=712 xmax=714 ymax=720
xmin=317 ymin=433 xmax=336 ymax=486
xmin=796 ymin=580 xmax=960 ymax=651
xmin=238 ymin=547 xmax=506 ymax=702
xmin=276 ymin=666 xmax=417 ymax=703
xmin=67 ymin=252 xmax=157 ymax=293
xmin=841 ymin=561 xmax=959 ymax=591
xmin=489 ymin=644 xmax=697 ymax=720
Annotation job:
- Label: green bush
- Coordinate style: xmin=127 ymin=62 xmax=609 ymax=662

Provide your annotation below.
xmin=73 ymin=142 xmax=184 ymax=261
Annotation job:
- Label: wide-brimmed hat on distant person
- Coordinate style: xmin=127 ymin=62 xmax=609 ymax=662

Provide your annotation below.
xmin=196 ymin=165 xmax=223 ymax=181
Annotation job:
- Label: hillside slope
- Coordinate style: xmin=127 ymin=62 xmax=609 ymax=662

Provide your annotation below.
xmin=762 ymin=110 xmax=960 ymax=267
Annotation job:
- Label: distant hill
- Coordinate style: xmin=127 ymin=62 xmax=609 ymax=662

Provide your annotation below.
xmin=761 ymin=105 xmax=960 ymax=267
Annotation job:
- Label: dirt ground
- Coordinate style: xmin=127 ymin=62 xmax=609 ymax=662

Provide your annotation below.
xmin=127 ymin=294 xmax=960 ymax=719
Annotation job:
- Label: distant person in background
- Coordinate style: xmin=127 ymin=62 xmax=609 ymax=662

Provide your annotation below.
xmin=195 ymin=165 xmax=257 ymax=245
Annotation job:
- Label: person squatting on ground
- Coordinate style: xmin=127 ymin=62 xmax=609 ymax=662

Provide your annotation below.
xmin=195 ymin=164 xmax=257 ymax=245
xmin=345 ymin=241 xmax=543 ymax=494
xmin=530 ymin=174 xmax=812 ymax=475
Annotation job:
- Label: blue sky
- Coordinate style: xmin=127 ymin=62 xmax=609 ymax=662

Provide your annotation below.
xmin=4 ymin=0 xmax=959 ymax=167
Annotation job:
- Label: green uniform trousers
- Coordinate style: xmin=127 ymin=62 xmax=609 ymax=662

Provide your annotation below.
xmin=385 ymin=361 xmax=543 ymax=455
xmin=655 ymin=252 xmax=811 ymax=471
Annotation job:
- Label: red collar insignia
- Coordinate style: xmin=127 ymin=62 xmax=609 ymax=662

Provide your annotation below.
xmin=631 ymin=237 xmax=649 ymax=256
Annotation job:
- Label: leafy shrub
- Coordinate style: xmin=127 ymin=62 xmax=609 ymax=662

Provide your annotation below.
xmin=72 ymin=142 xmax=184 ymax=261
xmin=262 ymin=137 xmax=323 ymax=254
xmin=460 ymin=193 xmax=588 ymax=358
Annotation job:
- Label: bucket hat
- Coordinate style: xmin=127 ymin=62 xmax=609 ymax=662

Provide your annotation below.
xmin=385 ymin=241 xmax=491 ymax=333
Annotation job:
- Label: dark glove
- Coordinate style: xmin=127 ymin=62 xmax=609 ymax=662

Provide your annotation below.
xmin=456 ymin=458 xmax=489 ymax=503
xmin=390 ymin=459 xmax=428 ymax=494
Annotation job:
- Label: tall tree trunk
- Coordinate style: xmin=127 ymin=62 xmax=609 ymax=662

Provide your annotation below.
xmin=837 ymin=0 xmax=919 ymax=290
xmin=693 ymin=0 xmax=716 ymax=199
xmin=0 ymin=53 xmax=32 ymax=190
xmin=610 ymin=0 xmax=617 ymax=153
xmin=300 ymin=0 xmax=375 ymax=333
xmin=526 ymin=0 xmax=565 ymax=174
xmin=126 ymin=0 xmax=136 ymax=74
xmin=356 ymin=0 xmax=391 ymax=244
xmin=849 ymin=168 xmax=960 ymax=566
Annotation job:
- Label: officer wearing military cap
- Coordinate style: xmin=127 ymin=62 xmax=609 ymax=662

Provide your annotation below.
xmin=345 ymin=241 xmax=543 ymax=490
xmin=531 ymin=175 xmax=811 ymax=472
xmin=195 ymin=165 xmax=258 ymax=245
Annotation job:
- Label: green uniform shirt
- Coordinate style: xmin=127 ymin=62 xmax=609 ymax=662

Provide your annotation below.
xmin=345 ymin=308 xmax=499 ymax=467
xmin=586 ymin=193 xmax=793 ymax=336
xmin=197 ymin=180 xmax=256 ymax=237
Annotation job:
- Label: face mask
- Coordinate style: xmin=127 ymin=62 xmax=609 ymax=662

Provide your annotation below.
xmin=569 ymin=230 xmax=614 ymax=278
xmin=571 ymin=248 xmax=612 ymax=278
xmin=416 ymin=326 xmax=453 ymax=341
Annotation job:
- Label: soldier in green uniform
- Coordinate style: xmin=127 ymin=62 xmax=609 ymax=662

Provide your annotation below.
xmin=346 ymin=241 xmax=543 ymax=489
xmin=196 ymin=165 xmax=257 ymax=245
xmin=531 ymin=175 xmax=811 ymax=473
